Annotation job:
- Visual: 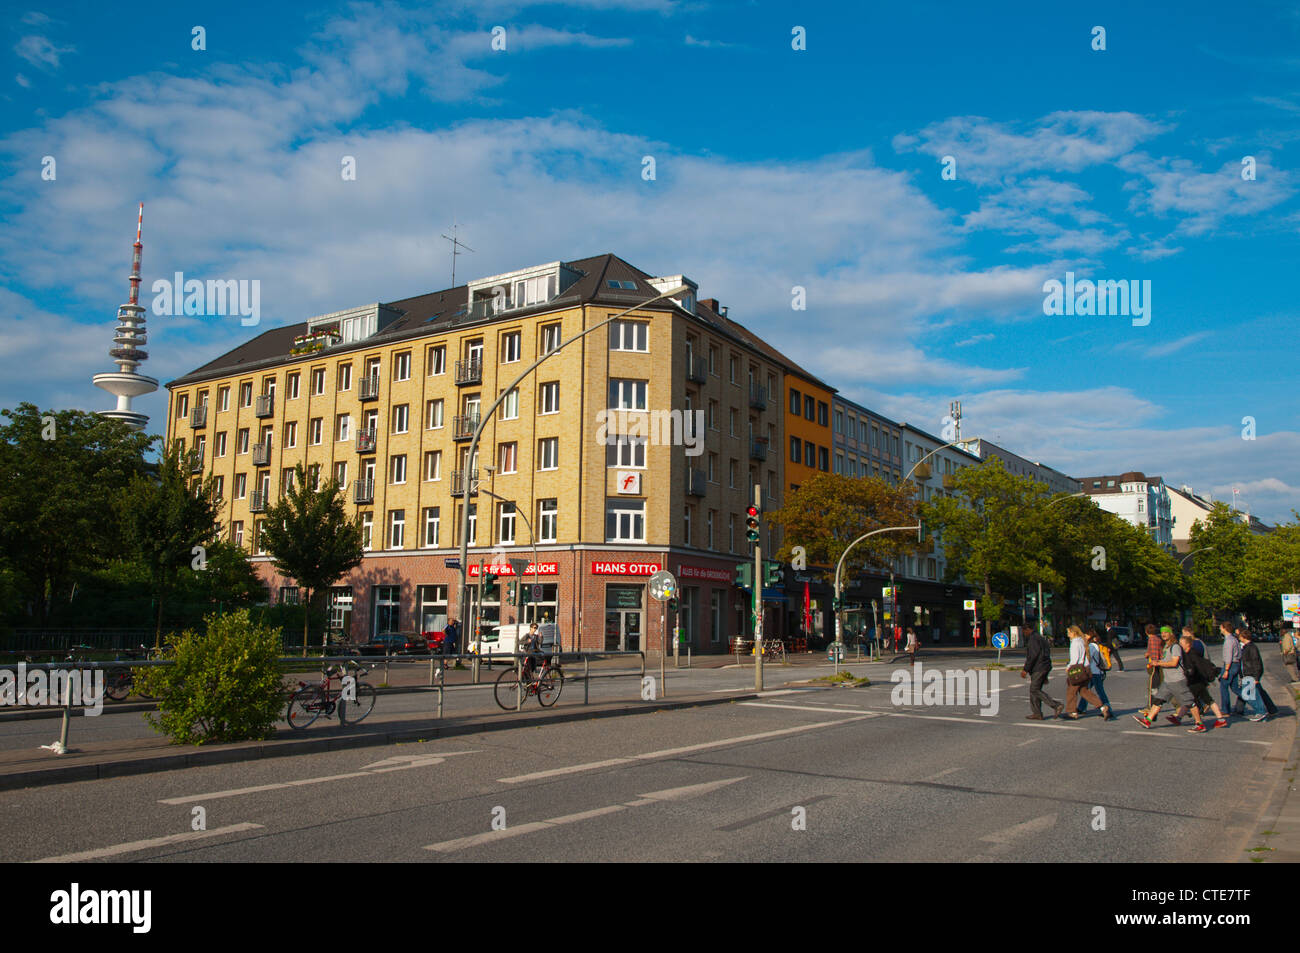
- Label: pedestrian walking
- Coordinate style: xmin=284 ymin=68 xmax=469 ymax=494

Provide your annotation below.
xmin=1063 ymin=625 xmax=1111 ymax=720
xmin=442 ymin=618 xmax=461 ymax=668
xmin=1180 ymin=628 xmax=1228 ymax=732
xmin=906 ymin=626 xmax=919 ymax=661
xmin=1079 ymin=627 xmax=1112 ymax=716
xmin=1281 ymin=623 xmax=1300 ymax=683
xmin=1144 ymin=623 xmax=1163 ymax=706
xmin=1133 ymin=626 xmax=1195 ymax=728
xmin=1237 ymin=627 xmax=1273 ymax=722
xmin=1020 ymin=626 xmax=1063 ymax=720
xmin=1217 ymin=620 xmax=1244 ymax=716
xmin=1104 ymin=619 xmax=1125 ymax=671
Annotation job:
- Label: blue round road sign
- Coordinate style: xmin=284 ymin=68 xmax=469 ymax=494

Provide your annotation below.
xmin=992 ymin=632 xmax=1009 ymax=649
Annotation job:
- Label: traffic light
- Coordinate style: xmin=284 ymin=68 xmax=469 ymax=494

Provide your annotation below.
xmin=763 ymin=560 xmax=783 ymax=587
xmin=519 ymin=583 xmax=530 ymax=607
xmin=745 ymin=504 xmax=760 ymax=542
xmin=734 ymin=562 xmax=753 ymax=588
xmin=482 ymin=573 xmax=499 ymax=600
xmin=507 ymin=581 xmax=517 ymax=605
xmin=1026 ymin=592 xmax=1037 ymax=608
xmin=1044 ymin=592 xmax=1054 ymax=609
xmin=668 ymin=597 xmax=679 ymax=613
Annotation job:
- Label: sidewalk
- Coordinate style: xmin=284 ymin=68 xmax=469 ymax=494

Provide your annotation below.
xmin=1239 ymin=664 xmax=1300 ymax=862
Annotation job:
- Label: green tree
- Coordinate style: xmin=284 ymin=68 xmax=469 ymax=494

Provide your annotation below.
xmin=768 ymin=472 xmax=921 ymax=583
xmin=119 ymin=442 xmax=221 ymax=644
xmin=1244 ymin=515 xmax=1300 ymax=618
xmin=258 ymin=464 xmax=363 ymax=655
xmin=0 ymin=404 xmax=152 ymax=625
xmin=1189 ymin=502 xmax=1258 ymax=621
xmin=922 ymin=458 xmax=1055 ymax=640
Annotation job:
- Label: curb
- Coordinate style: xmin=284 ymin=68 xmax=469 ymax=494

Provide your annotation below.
xmin=1222 ymin=664 xmax=1299 ymax=863
xmin=0 ymin=692 xmax=760 ymax=792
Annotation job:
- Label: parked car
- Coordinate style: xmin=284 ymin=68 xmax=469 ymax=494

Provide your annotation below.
xmin=359 ymin=632 xmax=426 ymax=656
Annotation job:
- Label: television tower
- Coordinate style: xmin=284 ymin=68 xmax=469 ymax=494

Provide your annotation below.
xmin=92 ymin=203 xmax=158 ymax=430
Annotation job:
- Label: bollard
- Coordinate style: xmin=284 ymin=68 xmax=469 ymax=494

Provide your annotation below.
xmin=56 ymin=678 xmax=72 ymax=754
xmin=429 ymin=656 xmax=435 ymax=686
xmin=384 ymin=655 xmax=391 ymax=686
xmin=515 ymin=655 xmax=522 ymax=712
xmin=437 ymin=662 xmax=444 ymax=719
xmin=584 ymin=655 xmax=589 ymax=705
xmin=687 ymin=646 xmax=691 ymax=668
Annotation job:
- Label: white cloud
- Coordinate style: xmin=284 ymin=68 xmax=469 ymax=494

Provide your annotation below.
xmin=14 ymin=34 xmax=74 ymax=71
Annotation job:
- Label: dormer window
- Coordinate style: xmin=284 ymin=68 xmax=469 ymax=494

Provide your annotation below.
xmin=606 ymin=280 xmax=637 ymax=290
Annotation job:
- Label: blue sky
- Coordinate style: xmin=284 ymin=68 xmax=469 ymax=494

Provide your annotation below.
xmin=2 ymin=0 xmax=1298 ymax=520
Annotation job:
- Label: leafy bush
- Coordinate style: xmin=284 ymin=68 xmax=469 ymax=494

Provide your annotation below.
xmin=137 ymin=609 xmax=286 ymax=745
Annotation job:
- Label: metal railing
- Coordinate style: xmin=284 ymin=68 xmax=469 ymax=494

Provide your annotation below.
xmin=686 ymin=356 xmax=707 ymax=383
xmin=355 ymin=428 xmax=376 ymax=453
xmin=749 ymin=437 xmax=769 ymax=460
xmin=254 ymin=394 xmax=274 ymax=418
xmin=359 ymin=375 xmax=381 ymax=400
xmin=187 ymin=448 xmax=204 ymax=473
xmin=353 ymin=477 xmax=374 ymax=504
xmin=252 ymin=441 xmax=271 ymax=466
xmin=190 ymin=405 xmax=207 ymax=428
xmin=749 ymin=382 xmax=767 ymax=410
xmin=455 ymin=357 xmax=482 ymax=385
xmin=452 ymin=414 xmax=480 ymax=440
xmin=686 ymin=467 xmax=706 ymax=496
xmin=450 ymin=469 xmax=479 ymax=495
xmin=249 ymin=490 xmax=268 ymax=512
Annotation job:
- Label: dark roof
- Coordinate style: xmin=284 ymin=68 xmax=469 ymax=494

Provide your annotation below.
xmin=1079 ymin=472 xmax=1165 ymax=494
xmin=168 ymin=253 xmax=838 ymax=390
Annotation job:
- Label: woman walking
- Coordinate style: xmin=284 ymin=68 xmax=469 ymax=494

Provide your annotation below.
xmin=1082 ymin=627 xmax=1113 ymax=717
xmin=1063 ymin=625 xmax=1111 ymax=720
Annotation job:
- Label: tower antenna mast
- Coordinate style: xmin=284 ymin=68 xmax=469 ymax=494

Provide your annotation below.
xmin=440 ymin=221 xmax=474 ymax=286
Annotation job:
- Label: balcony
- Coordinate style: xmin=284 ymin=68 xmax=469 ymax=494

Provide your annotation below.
xmin=749 ymin=438 xmax=769 ymax=461
xmin=254 ymin=394 xmax=274 ymax=418
xmin=252 ymin=442 xmax=271 ymax=466
xmin=355 ymin=428 xmax=377 ymax=454
xmin=455 ymin=358 xmax=482 ymax=386
xmin=748 ymin=383 xmax=767 ymax=410
xmin=187 ymin=449 xmax=203 ymax=473
xmin=686 ymin=468 xmax=706 ymax=497
xmin=353 ymin=478 xmax=374 ymax=504
xmin=190 ymin=405 xmax=207 ymax=428
xmin=452 ymin=414 xmax=480 ymax=440
xmin=249 ymin=491 xmax=268 ymax=513
xmin=451 ymin=469 xmax=480 ymax=496
xmin=359 ymin=376 xmax=381 ymax=401
xmin=686 ymin=356 xmax=707 ymax=384
xmin=942 ymin=473 xmax=956 ymax=490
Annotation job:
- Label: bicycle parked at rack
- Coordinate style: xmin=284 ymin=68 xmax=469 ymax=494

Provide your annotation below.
xmin=494 ymin=653 xmax=564 ymax=710
xmin=286 ymin=661 xmax=376 ymax=729
xmin=104 ymin=644 xmax=162 ymax=702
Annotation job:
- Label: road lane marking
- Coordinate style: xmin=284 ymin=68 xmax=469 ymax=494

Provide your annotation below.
xmin=33 ymin=823 xmax=264 ymax=863
xmin=497 ymin=716 xmax=869 ymax=784
xmin=740 ymin=702 xmax=871 ymax=714
xmin=1016 ymin=738 xmax=1040 ymax=747
xmin=1119 ymin=730 xmax=1179 ymax=738
xmin=981 ymin=813 xmax=1057 ymax=845
xmin=159 ymin=751 xmax=477 ymax=804
xmin=1239 ymin=740 xmax=1271 ymax=746
xmin=922 ymin=767 xmax=962 ymax=781
xmin=717 ymin=794 xmax=833 ymax=831
xmin=425 ymin=777 xmax=747 ymax=852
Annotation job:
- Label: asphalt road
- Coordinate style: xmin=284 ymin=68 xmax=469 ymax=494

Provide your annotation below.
xmin=3 ymin=660 xmax=1291 ymax=863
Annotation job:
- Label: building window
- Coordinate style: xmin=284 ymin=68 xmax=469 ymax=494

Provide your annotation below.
xmin=336 ymin=414 xmax=350 ymax=442
xmin=237 ymin=428 xmax=250 ymax=454
xmin=540 ymin=323 xmax=562 ymax=355
xmin=215 ymin=432 xmax=227 ymax=457
xmin=231 ymin=520 xmax=244 ymax=547
xmin=212 ymin=475 xmax=224 ymax=501
xmin=337 ymin=363 xmax=352 ymax=391
xmin=729 ymin=408 xmax=737 ymax=437
xmin=240 ymin=382 xmax=253 ymax=407
xmin=819 ymin=446 xmax=829 ymax=471
xmin=834 ymin=453 xmax=844 ymax=474
xmin=606 ymin=436 xmax=646 ymax=468
xmin=218 ymin=386 xmax=230 ymax=411
xmin=285 ymin=373 xmax=299 ymax=400
xmin=234 ymin=473 xmax=247 ymax=499
xmin=834 ymin=409 xmax=843 ymax=434
xmin=426 ymin=399 xmax=444 ymax=430
xmin=309 ymin=418 xmax=323 ymax=445
xmin=501 ymin=331 xmax=521 ymax=363
xmin=729 ymin=459 xmax=737 ymax=488
xmin=805 ymin=443 xmax=815 ymax=468
xmin=334 ymin=461 xmax=347 ymax=487
xmin=498 ymin=503 xmax=516 ymax=545
xmin=538 ymin=499 xmax=557 ymax=543
xmin=424 ymin=450 xmax=441 ymax=481
xmin=789 ymin=388 xmax=801 ymax=415
xmin=388 ymin=509 xmax=405 ymax=549
xmin=255 ymin=519 xmax=267 ymax=555
xmin=790 ymin=436 xmax=801 ymax=463
xmin=393 ymin=351 xmax=411 ymax=381
xmin=422 ymin=507 xmax=440 ymax=547
xmin=609 ymin=379 xmax=647 ymax=410
xmin=390 ymin=454 xmax=407 ymax=484
xmin=284 ymin=421 xmax=297 ymax=449
xmin=708 ymin=453 xmax=718 ymax=483
xmin=282 ymin=467 xmax=296 ymax=493
xmin=708 ymin=346 xmax=718 ymax=375
xmin=500 ymin=388 xmax=519 ymax=421
xmin=499 ymin=442 xmax=518 ymax=474
xmin=605 ymin=500 xmax=645 ymax=543
xmin=610 ymin=320 xmax=648 ymax=352
xmin=538 ymin=437 xmax=559 ymax=470
xmin=392 ymin=404 xmax=409 ymax=434
xmin=427 ymin=345 xmax=446 ymax=376
xmin=373 ymin=585 xmax=399 ymax=634
xmin=804 ymin=395 xmax=814 ymax=421
xmin=729 ymin=355 xmax=738 ymax=384
xmin=539 ymin=382 xmax=559 ymax=415
xmin=683 ymin=507 xmax=691 ymax=546
xmin=817 ymin=401 xmax=828 ymax=427
xmin=361 ymin=512 xmax=373 ymax=551
xmin=707 ymin=511 xmax=715 ymax=549
xmin=311 ymin=367 xmax=326 ymax=395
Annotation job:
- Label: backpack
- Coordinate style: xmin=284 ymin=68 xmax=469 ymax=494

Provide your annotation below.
xmin=1095 ymin=643 xmax=1112 ymax=671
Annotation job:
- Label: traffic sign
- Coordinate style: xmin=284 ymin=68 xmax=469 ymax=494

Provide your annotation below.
xmin=445 ymin=558 xmax=461 ymax=569
xmin=648 ymin=570 xmax=678 ymax=602
xmin=992 ymin=632 xmax=1009 ymax=649
xmin=963 ymin=599 xmax=976 ymax=611
xmin=508 ymin=558 xmax=530 ymax=578
xmin=532 ymin=584 xmax=543 ymax=600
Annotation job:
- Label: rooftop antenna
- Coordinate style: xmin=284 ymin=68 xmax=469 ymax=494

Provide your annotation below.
xmin=949 ymin=399 xmax=962 ymax=442
xmin=440 ymin=220 xmax=474 ymax=287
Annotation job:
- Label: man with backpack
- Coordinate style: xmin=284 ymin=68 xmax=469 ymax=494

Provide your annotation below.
xmin=1238 ymin=627 xmax=1274 ymax=722
xmin=1179 ymin=628 xmax=1228 ymax=732
xmin=1020 ymin=626 xmax=1063 ymax=720
xmin=1103 ymin=620 xmax=1125 ymax=671
xmin=1281 ymin=623 xmax=1299 ymax=683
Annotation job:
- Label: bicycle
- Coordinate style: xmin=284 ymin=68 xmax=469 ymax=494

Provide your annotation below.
xmin=286 ymin=661 xmax=376 ymax=729
xmin=494 ymin=652 xmax=564 ymax=710
xmin=104 ymin=645 xmax=161 ymax=702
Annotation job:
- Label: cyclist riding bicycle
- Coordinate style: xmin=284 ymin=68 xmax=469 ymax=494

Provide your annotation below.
xmin=519 ymin=622 xmax=548 ymax=679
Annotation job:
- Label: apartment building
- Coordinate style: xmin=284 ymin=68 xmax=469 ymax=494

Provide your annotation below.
xmin=785 ymin=371 xmax=835 ymax=491
xmin=956 ymin=437 xmax=1080 ymax=496
xmin=166 ymin=254 xmax=792 ymax=653
xmin=1079 ymin=471 xmax=1175 ymax=551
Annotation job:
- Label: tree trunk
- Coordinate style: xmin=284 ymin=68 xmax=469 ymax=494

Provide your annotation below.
xmin=302 ymin=587 xmax=311 ymax=658
xmin=155 ymin=592 xmax=165 ymax=648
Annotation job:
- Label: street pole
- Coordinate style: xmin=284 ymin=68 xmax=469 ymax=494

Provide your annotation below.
xmin=453 ymin=285 xmax=691 ymax=653
xmin=834 ymin=524 xmax=919 ymax=667
xmin=1037 ymin=580 xmax=1044 ymax=641
xmin=754 ymin=483 xmax=764 ymax=693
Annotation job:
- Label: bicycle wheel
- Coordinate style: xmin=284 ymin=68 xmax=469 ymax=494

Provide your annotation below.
xmin=103 ymin=667 xmax=131 ymax=702
xmin=286 ymin=685 xmax=323 ymax=729
xmin=494 ymin=667 xmax=524 ymax=710
xmin=339 ymin=683 xmax=376 ymax=725
xmin=536 ymin=670 xmax=563 ymax=707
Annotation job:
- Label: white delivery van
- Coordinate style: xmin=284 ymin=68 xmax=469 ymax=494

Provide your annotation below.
xmin=470 ymin=622 xmax=562 ymax=660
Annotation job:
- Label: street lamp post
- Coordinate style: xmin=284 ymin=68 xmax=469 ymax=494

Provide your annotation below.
xmin=833 ymin=524 xmax=921 ymax=673
xmin=1033 ymin=492 xmax=1089 ymax=639
xmin=454 ymin=285 xmax=691 ymax=656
